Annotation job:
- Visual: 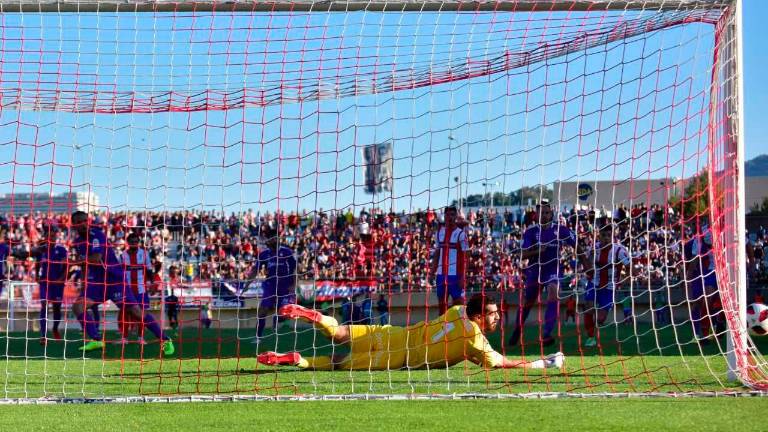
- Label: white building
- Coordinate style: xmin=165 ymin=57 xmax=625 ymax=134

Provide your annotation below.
xmin=552 ymin=178 xmax=683 ymax=210
xmin=553 ymin=176 xmax=768 ymax=213
xmin=0 ymin=191 xmax=99 ymax=215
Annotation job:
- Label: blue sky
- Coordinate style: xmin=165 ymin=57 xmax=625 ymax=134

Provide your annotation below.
xmin=742 ymin=0 xmax=768 ymax=162
xmin=0 ymin=3 xmax=763 ymax=214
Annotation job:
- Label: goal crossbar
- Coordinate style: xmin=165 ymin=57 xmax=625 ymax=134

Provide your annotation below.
xmin=0 ymin=0 xmax=731 ymax=13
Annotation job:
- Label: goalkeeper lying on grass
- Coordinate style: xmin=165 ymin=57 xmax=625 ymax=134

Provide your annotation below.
xmin=258 ymin=293 xmax=564 ymax=371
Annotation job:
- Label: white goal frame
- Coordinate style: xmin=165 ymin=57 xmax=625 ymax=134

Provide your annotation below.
xmin=0 ymin=0 xmax=750 ymax=399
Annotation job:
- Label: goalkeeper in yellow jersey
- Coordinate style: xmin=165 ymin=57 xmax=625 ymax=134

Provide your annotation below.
xmin=257 ymin=293 xmax=564 ymax=371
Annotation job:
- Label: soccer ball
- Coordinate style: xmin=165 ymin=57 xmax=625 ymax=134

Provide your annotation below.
xmin=746 ymin=303 xmax=768 ymax=336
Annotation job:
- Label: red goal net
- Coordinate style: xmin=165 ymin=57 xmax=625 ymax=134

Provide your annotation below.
xmin=0 ymin=0 xmax=761 ymax=401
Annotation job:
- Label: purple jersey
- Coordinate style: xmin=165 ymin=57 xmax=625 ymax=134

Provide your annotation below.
xmin=38 ymin=244 xmax=68 ymax=284
xmin=687 ymin=234 xmax=715 ymax=276
xmin=521 ymin=223 xmax=576 ymax=286
xmin=75 ymin=227 xmax=124 ymax=286
xmin=683 ymin=239 xmax=700 ymax=276
xmin=258 ymin=246 xmax=297 ymax=294
xmin=0 ymin=243 xmax=8 ymax=279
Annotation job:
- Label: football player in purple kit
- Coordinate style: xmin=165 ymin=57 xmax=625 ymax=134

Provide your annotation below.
xmin=684 ymin=220 xmax=718 ymax=344
xmin=253 ymin=225 xmax=297 ymax=343
xmin=36 ymin=223 xmax=69 ymax=345
xmin=69 ymin=211 xmax=174 ymax=355
xmin=0 ymin=232 xmax=8 ymax=297
xmin=508 ymin=200 xmax=576 ymax=347
xmin=9 ymin=223 xmax=68 ymax=344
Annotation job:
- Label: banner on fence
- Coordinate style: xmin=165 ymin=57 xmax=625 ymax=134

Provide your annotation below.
xmin=298 ymin=279 xmax=378 ymax=303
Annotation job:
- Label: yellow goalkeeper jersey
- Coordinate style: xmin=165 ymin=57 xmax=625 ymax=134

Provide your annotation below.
xmin=401 ymin=305 xmax=503 ymax=368
xmin=344 ymin=305 xmax=504 ymax=370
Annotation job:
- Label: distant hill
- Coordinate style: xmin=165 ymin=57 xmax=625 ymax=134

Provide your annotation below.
xmin=745 ymin=154 xmax=768 ymax=177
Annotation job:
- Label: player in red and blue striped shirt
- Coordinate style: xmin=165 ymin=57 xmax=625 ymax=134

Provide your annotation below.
xmin=430 ymin=206 xmax=469 ymax=315
xmin=119 ymin=232 xmax=153 ymax=344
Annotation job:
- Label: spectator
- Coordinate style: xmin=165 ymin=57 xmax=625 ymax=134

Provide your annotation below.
xmin=1 ymin=204 xmax=763 ymax=318
xmin=377 ymin=295 xmax=390 ymax=325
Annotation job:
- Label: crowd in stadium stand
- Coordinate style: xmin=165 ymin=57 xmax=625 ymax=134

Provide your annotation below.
xmin=1 ymin=205 xmax=767 ymax=296
xmin=748 ymin=228 xmax=768 ymax=286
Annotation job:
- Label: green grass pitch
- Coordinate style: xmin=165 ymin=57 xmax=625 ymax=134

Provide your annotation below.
xmin=1 ymin=321 xmax=766 ymax=430
xmin=1 ymin=399 xmax=767 ymax=432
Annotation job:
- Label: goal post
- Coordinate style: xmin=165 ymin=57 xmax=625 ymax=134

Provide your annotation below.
xmin=709 ymin=0 xmax=748 ymax=384
xmin=0 ymin=0 xmax=761 ymax=401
